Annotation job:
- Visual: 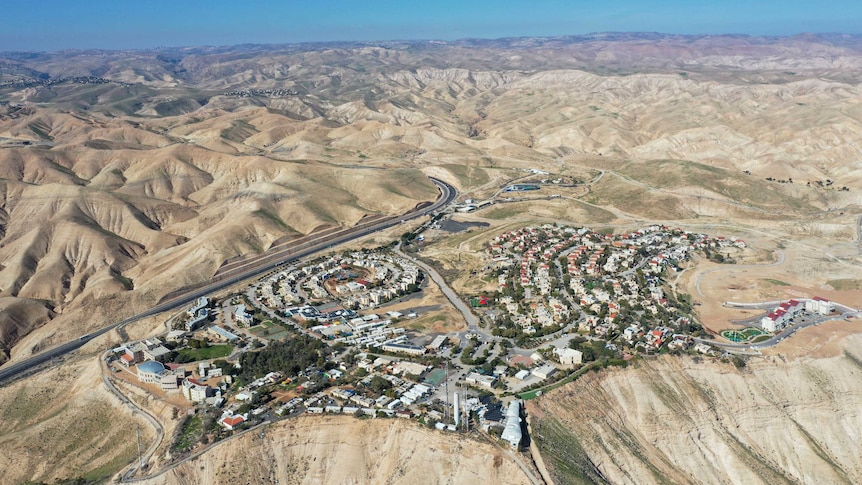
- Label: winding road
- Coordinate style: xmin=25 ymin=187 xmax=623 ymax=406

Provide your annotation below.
xmin=100 ymin=349 xmax=165 ymax=480
xmin=0 ymin=178 xmax=457 ymax=387
xmin=696 ymin=309 xmax=860 ymax=352
xmin=393 ymin=243 xmax=487 ymax=343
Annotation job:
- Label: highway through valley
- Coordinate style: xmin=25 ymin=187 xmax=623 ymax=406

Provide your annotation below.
xmin=0 ymin=178 xmax=457 ymax=386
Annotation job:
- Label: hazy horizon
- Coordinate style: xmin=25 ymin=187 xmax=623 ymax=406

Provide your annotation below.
xmin=3 ymin=0 xmax=862 ymax=52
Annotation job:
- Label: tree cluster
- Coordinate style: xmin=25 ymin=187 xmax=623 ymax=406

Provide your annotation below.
xmin=238 ymin=335 xmax=327 ymax=382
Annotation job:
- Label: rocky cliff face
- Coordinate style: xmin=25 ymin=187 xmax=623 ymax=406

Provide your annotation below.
xmin=529 ymin=337 xmax=862 ymax=485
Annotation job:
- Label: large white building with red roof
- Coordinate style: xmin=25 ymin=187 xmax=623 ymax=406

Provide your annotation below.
xmin=761 ymin=298 xmax=828 ymax=332
xmin=805 ymin=296 xmax=834 ymax=315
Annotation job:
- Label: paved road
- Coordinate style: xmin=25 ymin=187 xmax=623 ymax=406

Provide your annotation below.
xmin=393 ymin=244 xmax=489 ymax=344
xmin=100 ymin=350 xmax=165 ymax=480
xmin=0 ymin=178 xmax=456 ymax=387
xmin=695 ymin=310 xmax=859 ymax=352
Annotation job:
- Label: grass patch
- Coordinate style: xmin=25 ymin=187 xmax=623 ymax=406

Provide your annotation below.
xmin=253 ymin=209 xmax=292 ymax=231
xmin=585 ymin=173 xmax=694 ymax=220
xmin=154 ymin=97 xmax=202 ymax=116
xmin=722 ymin=327 xmax=764 ymax=342
xmin=741 ymin=328 xmax=764 ymax=338
xmin=27 ymin=121 xmax=54 ymax=141
xmin=172 ymin=414 xmax=204 ymax=453
xmin=177 ymin=344 xmax=232 ymax=361
xmin=483 ymin=199 xmax=614 ymax=224
xmin=762 ymin=278 xmax=791 ymax=286
xmin=82 ymin=450 xmax=138 ymax=482
xmin=484 ymin=205 xmax=524 ymax=220
xmin=752 ymin=334 xmax=772 ymax=343
xmin=827 ymin=279 xmax=862 ymax=291
xmin=266 ymin=330 xmax=292 ymax=340
xmin=531 ymin=415 xmax=609 ymax=484
xmin=441 ymin=163 xmax=490 ymax=188
xmin=409 ymin=314 xmax=443 ymax=330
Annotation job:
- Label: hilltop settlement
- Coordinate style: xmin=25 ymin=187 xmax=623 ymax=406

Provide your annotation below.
xmin=105 ymin=223 xmax=854 ymax=469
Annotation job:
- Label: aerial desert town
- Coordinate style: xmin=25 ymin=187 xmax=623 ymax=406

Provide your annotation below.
xmin=3 ymin=3 xmax=862 ymax=485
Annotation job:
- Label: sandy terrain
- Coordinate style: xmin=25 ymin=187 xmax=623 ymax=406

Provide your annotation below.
xmin=5 ymin=36 xmax=862 ymax=364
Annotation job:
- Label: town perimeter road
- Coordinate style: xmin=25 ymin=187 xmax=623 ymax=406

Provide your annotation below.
xmin=393 ymin=244 xmax=487 ymax=341
xmin=100 ymin=351 xmax=165 ymax=480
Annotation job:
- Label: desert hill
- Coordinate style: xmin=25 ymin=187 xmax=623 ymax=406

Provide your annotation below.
xmin=140 ymin=416 xmax=530 ymax=485
xmin=0 ymin=349 xmax=157 ymax=484
xmin=529 ymin=334 xmax=862 ymax=485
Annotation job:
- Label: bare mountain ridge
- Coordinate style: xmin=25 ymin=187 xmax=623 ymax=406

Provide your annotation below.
xmin=5 ymin=33 xmax=862 ymax=89
xmin=0 ymin=102 xmax=437 ymax=362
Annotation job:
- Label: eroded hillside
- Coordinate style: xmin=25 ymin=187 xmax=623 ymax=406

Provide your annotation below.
xmin=140 ymin=415 xmax=530 ymax=485
xmin=529 ymin=335 xmax=862 ymax=485
xmin=0 ymin=353 xmax=156 ymax=483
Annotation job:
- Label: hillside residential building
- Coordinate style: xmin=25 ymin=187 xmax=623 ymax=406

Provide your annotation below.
xmin=532 ymin=365 xmax=557 ymax=380
xmin=234 ymin=305 xmax=253 ymax=325
xmin=208 ymin=326 xmax=240 ymax=342
xmin=806 ymin=297 xmax=834 ymax=315
xmin=465 ymin=372 xmax=496 ymax=388
xmin=380 ymin=343 xmax=426 ymax=356
xmin=219 ymin=413 xmax=247 ymax=430
xmin=554 ymin=347 xmax=583 ymax=366
xmin=181 ymin=378 xmax=214 ymax=402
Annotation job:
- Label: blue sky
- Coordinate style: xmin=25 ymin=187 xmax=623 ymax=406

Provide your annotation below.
xmin=2 ymin=0 xmax=861 ymax=51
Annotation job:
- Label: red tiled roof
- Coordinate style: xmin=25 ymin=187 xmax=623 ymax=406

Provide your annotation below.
xmin=222 ymin=415 xmax=244 ymax=427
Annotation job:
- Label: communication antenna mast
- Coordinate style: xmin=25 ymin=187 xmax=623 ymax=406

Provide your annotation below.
xmin=464 ymin=387 xmax=470 ymax=433
xmin=444 ymin=361 xmax=450 ymax=422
